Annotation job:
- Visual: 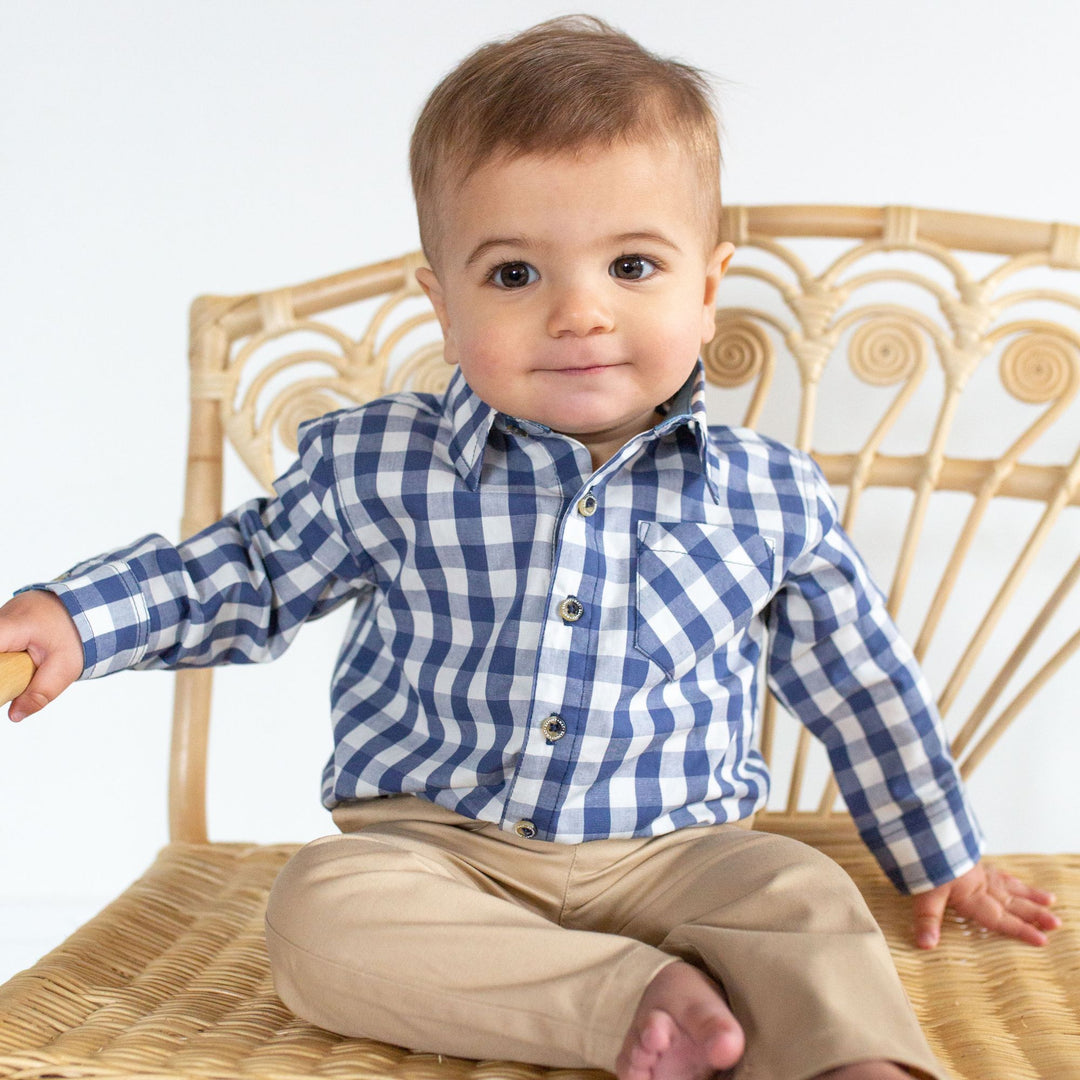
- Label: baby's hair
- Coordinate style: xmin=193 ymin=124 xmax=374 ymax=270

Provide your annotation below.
xmin=410 ymin=14 xmax=723 ymax=265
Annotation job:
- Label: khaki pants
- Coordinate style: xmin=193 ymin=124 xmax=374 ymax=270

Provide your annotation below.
xmin=265 ymin=796 xmax=943 ymax=1080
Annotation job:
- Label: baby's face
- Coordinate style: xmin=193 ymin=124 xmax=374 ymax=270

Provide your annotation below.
xmin=416 ymin=139 xmax=733 ymax=469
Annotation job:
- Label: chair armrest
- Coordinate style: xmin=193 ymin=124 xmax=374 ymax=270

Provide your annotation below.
xmin=0 ymin=651 xmax=34 ymax=706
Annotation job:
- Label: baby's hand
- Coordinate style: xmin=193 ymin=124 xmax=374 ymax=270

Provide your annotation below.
xmin=911 ymin=861 xmax=1061 ymax=948
xmin=0 ymin=591 xmax=83 ymax=722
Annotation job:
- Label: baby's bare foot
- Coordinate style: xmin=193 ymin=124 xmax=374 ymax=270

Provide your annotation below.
xmin=615 ymin=961 xmax=744 ymax=1080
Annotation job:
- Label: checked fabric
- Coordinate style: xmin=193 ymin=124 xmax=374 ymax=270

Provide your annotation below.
xmin=25 ymin=362 xmax=982 ymax=894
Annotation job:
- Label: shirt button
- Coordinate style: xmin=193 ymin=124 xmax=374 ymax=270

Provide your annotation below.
xmin=559 ymin=596 xmax=585 ymax=622
xmin=540 ymin=714 xmax=567 ymax=743
xmin=514 ymin=820 xmax=538 ymax=839
xmin=577 ymin=492 xmax=598 ymax=517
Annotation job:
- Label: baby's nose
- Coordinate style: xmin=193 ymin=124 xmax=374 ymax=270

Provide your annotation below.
xmin=546 ymin=282 xmax=615 ymax=337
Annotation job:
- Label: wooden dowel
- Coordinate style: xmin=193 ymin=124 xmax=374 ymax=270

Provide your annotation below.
xmin=960 ymin=625 xmax=1080 ymax=780
xmin=726 ymin=204 xmax=1072 ymax=260
xmin=814 ymin=453 xmax=1080 ymax=506
xmin=208 ymin=255 xmax=418 ymax=340
xmin=786 ymin=727 xmax=812 ymax=814
xmin=0 ymin=652 xmax=34 ymax=706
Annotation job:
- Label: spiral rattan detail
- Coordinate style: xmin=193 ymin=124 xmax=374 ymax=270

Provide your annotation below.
xmin=702 ymin=314 xmax=772 ymax=387
xmin=999 ymin=331 xmax=1078 ymax=404
xmin=849 ymin=317 xmax=926 ymax=386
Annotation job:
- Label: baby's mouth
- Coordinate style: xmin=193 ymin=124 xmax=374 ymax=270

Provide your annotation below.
xmin=540 ymin=361 xmax=625 ymax=375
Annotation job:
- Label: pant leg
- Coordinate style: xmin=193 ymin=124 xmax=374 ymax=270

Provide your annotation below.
xmin=264 ymin=809 xmax=675 ymax=1070
xmin=562 ymin=826 xmax=945 ymax=1080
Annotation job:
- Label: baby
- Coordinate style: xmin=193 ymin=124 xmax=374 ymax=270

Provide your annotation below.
xmin=1 ymin=15 xmax=1059 ymax=1080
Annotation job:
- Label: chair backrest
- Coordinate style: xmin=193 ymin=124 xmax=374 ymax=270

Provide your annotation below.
xmin=172 ymin=205 xmax=1080 ymax=842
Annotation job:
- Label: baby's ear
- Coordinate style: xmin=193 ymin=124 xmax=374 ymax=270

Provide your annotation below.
xmin=700 ymin=242 xmax=735 ymax=344
xmin=415 ymin=266 xmax=457 ymax=365
xmin=415 ymin=266 xmax=459 ymax=366
xmin=416 ymin=266 xmax=447 ymax=325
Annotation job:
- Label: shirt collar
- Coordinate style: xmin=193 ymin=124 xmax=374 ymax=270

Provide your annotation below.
xmin=443 ymin=368 xmax=498 ymax=490
xmin=442 ymin=359 xmax=720 ymax=501
xmin=651 ymin=360 xmax=722 ymax=504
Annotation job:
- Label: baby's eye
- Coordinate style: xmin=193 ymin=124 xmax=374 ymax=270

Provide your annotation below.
xmin=489 ymin=261 xmax=539 ymax=289
xmin=610 ymin=255 xmax=659 ymax=281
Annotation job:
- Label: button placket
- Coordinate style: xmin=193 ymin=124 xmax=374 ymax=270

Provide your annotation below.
xmin=508 ymin=472 xmax=600 ymax=844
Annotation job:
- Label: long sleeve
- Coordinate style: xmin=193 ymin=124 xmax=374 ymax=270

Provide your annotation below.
xmin=765 ymin=455 xmax=984 ymax=894
xmin=22 ymin=423 xmax=370 ymax=679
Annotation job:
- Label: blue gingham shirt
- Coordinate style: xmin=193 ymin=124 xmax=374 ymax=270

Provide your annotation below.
xmin=31 ymin=363 xmax=983 ymax=893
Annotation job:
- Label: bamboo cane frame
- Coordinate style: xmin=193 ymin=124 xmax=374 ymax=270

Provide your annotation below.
xmin=722 ymin=206 xmax=1080 ymax=821
xmin=3 ymin=205 xmax=1080 ymax=1080
xmin=168 ymin=258 xmax=419 ymax=842
xmin=3 ymin=205 xmax=1079 ymax=837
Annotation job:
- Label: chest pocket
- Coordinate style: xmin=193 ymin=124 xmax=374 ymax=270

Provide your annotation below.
xmin=635 ymin=521 xmax=776 ymax=681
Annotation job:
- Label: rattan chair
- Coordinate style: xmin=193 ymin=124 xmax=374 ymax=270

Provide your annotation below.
xmin=2 ymin=205 xmax=1079 ymax=1080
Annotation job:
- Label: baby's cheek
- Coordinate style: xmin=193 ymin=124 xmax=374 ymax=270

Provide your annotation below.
xmin=641 ymin=317 xmax=706 ymax=364
xmin=463 ymin=324 xmax=528 ymax=372
xmin=455 ymin=342 xmax=527 ymax=413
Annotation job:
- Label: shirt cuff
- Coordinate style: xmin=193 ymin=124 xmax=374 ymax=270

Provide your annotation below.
xmin=19 ymin=560 xmax=152 ymax=679
xmin=862 ymin=780 xmax=985 ymax=894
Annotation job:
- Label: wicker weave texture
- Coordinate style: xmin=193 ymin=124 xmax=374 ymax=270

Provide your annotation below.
xmin=1 ymin=840 xmax=1077 ymax=1080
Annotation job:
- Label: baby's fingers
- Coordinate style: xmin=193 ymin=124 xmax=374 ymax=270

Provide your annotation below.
xmin=992 ymin=870 xmax=1057 ymax=910
xmin=6 ymin=647 xmax=82 ymax=723
xmin=982 ymin=906 xmax=1051 ymax=947
xmin=1004 ymin=896 xmax=1062 ymax=934
xmin=986 ymin=868 xmax=1061 ymax=933
xmin=0 ymin=591 xmax=84 ymax=721
xmin=9 ymin=660 xmax=69 ymax=722
xmin=911 ymin=887 xmax=948 ymax=949
xmin=912 ymin=863 xmax=1063 ymax=949
xmin=957 ymin=886 xmax=1060 ymax=946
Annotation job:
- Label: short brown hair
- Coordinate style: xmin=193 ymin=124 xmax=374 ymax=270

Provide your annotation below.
xmin=410 ymin=15 xmax=723 ymax=265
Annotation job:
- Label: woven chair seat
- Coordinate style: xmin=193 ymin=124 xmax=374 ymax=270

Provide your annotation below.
xmin=1 ymin=833 xmax=1076 ymax=1080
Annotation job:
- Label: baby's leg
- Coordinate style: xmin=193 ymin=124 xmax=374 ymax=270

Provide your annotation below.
xmin=617 ymin=971 xmax=918 ymax=1080
xmin=264 ymin=819 xmax=674 ymax=1071
xmin=567 ymin=827 xmax=944 ymax=1080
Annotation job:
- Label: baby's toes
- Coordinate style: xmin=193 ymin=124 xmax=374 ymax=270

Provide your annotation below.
xmin=618 ymin=1010 xmax=675 ymax=1080
xmin=639 ymin=1011 xmax=677 ymax=1054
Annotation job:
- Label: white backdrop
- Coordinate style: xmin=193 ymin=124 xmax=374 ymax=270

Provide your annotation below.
xmin=2 ymin=0 xmax=1079 ymax=982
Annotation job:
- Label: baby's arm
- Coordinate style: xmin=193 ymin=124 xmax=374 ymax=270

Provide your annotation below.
xmin=764 ymin=452 xmax=1060 ymax=946
xmin=0 ymin=590 xmax=83 ymax=722
xmin=2 ymin=416 xmax=365 ymax=716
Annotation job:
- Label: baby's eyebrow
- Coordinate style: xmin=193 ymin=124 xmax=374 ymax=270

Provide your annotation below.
xmin=464 ymin=237 xmax=529 ymax=269
xmin=463 ymin=230 xmax=683 ymax=270
xmin=612 ymin=231 xmax=682 ymax=253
